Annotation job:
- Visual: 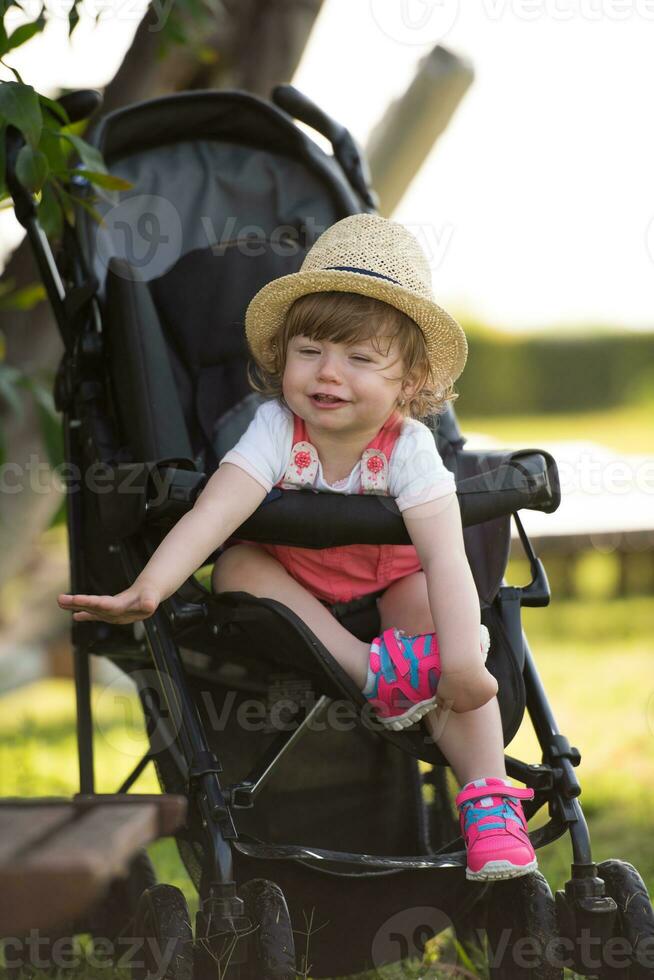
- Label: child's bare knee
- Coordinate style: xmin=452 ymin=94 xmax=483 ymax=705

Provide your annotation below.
xmin=212 ymin=543 xmax=266 ymax=592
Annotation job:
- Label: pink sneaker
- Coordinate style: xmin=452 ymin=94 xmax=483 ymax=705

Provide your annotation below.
xmin=362 ymin=625 xmax=491 ymax=731
xmin=362 ymin=628 xmax=442 ymax=730
xmin=455 ymin=777 xmax=538 ymax=881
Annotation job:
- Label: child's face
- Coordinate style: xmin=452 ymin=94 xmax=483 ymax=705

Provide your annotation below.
xmin=282 ymin=333 xmax=410 ymax=438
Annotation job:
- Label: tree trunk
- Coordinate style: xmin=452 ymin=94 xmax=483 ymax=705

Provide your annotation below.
xmin=365 ymin=45 xmax=474 ymax=217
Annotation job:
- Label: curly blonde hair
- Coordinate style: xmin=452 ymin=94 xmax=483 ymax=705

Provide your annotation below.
xmin=248 ymin=291 xmax=458 ymax=419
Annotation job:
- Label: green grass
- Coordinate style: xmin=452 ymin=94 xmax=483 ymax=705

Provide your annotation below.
xmin=457 ymin=400 xmax=654 ymax=454
xmin=1 ymin=594 xmax=653 ymax=978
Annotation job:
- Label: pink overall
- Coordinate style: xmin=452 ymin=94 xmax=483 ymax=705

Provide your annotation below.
xmin=258 ymin=411 xmax=423 ymax=605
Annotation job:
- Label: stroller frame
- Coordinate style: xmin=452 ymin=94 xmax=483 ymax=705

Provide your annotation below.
xmin=6 ymin=83 xmax=646 ymax=977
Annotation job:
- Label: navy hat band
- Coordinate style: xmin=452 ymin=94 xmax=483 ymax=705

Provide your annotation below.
xmin=324 ymin=265 xmax=402 ymax=286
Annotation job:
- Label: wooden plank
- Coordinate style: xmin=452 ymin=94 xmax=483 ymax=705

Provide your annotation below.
xmin=0 ymin=805 xmax=157 ymax=935
xmin=0 ymin=806 xmax=71 ymax=864
xmin=73 ymin=793 xmax=187 ymax=837
xmin=0 ymin=796 xmax=187 ymax=934
xmin=19 ymin=804 xmax=158 ymax=877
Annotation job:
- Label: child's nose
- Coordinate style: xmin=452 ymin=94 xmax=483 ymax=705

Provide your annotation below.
xmin=317 ymin=353 xmax=342 ymax=381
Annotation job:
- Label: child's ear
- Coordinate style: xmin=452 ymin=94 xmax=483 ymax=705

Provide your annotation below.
xmin=400 ymin=373 xmax=420 ymax=402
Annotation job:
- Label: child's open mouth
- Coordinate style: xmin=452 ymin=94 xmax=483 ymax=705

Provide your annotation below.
xmin=311 ymin=393 xmax=348 ymax=407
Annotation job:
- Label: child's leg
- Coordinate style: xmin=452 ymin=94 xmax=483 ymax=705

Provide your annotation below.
xmin=379 ymin=572 xmax=537 ymax=880
xmin=212 ymin=543 xmax=370 ymax=687
xmin=377 ymin=571 xmax=507 ymax=784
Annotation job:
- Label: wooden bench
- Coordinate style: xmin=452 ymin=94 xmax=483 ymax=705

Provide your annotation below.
xmin=0 ymin=794 xmax=187 ymax=936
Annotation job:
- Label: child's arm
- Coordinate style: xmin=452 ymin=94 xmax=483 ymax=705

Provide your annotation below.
xmin=57 ymin=463 xmax=268 ymax=624
xmin=403 ymin=493 xmax=498 ymax=713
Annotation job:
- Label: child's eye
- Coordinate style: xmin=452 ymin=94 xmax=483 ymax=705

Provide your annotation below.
xmin=351 ymin=355 xmax=372 ymax=363
xmin=298 ymin=347 xmax=320 ymax=355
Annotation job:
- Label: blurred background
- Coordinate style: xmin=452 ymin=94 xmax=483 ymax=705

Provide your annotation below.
xmin=1 ymin=2 xmax=653 ymax=975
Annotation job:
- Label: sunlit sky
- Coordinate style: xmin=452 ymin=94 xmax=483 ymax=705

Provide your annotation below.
xmin=2 ymin=0 xmax=654 ymax=333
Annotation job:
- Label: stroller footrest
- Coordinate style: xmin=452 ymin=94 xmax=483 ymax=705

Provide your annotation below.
xmin=233 ymin=839 xmax=466 ymax=872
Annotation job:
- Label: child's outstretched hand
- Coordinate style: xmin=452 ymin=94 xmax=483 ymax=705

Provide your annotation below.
xmin=436 ymin=662 xmax=498 ymax=714
xmin=57 ymin=585 xmax=161 ymax=625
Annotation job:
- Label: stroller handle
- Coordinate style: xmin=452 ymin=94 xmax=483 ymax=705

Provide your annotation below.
xmin=272 ymin=83 xmax=345 ymax=144
xmin=56 ymin=89 xmax=103 ymax=125
xmin=272 ymin=84 xmax=378 ymax=209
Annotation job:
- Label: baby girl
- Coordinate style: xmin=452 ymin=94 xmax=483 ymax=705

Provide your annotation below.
xmin=59 ymin=214 xmax=536 ymax=881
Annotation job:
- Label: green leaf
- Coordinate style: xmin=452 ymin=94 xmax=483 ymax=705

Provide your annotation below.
xmin=72 ymin=168 xmax=132 ymax=190
xmin=50 ymin=176 xmax=74 ymax=224
xmin=0 ymin=363 xmax=25 ymax=420
xmin=39 ymin=94 xmax=70 ymax=127
xmin=37 ymin=178 xmax=63 ymax=241
xmin=47 ymin=495 xmax=67 ymax=530
xmin=0 ymin=57 xmax=24 ymax=83
xmin=5 ymin=13 xmax=45 ymax=52
xmin=62 ymin=131 xmax=106 ymax=173
xmin=68 ymin=0 xmax=80 ymax=37
xmin=39 ymin=126 xmax=71 ymax=174
xmin=0 ymin=279 xmax=45 ymax=310
xmin=196 ymin=45 xmax=218 ymax=65
xmin=58 ymin=181 xmax=105 ymax=227
xmin=0 ymin=80 xmax=42 ymax=148
xmin=159 ymin=17 xmax=189 ymax=52
xmin=15 ymin=143 xmax=49 ymax=192
xmin=29 ymin=376 xmax=63 ymax=468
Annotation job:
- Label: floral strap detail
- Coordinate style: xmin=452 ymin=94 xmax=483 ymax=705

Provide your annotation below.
xmin=281 ymin=441 xmax=319 ymax=488
xmin=361 ymin=448 xmax=389 ymax=493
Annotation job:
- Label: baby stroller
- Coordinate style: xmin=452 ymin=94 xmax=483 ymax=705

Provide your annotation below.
xmin=5 ymin=82 xmax=654 ymax=979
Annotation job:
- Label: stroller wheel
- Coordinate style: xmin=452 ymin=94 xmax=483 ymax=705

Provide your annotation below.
xmin=485 ymin=871 xmax=564 ymax=979
xmin=238 ymin=879 xmax=296 ymax=980
xmin=131 ymin=884 xmax=193 ymax=980
xmin=596 ymin=860 xmax=654 ymax=979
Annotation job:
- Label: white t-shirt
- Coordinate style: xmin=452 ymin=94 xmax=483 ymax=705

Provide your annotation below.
xmin=219 ymin=399 xmax=456 ymax=512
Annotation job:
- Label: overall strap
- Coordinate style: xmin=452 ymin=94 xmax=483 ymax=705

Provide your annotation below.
xmin=360 ymin=410 xmax=403 ymax=494
xmin=278 ymin=409 xmax=404 ymax=493
xmin=279 ymin=413 xmax=318 ymax=488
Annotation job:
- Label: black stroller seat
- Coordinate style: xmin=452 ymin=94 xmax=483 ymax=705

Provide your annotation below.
xmin=7 ymin=83 xmax=654 ymax=979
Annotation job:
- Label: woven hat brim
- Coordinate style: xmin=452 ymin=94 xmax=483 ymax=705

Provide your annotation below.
xmin=245 ymin=269 xmax=468 ymax=388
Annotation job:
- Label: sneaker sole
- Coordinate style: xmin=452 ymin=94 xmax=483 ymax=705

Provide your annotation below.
xmin=466 ymin=858 xmax=538 ymax=881
xmin=376 ymin=695 xmax=438 ymax=731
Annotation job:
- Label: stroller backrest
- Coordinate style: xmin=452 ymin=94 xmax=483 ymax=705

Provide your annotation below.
xmin=79 ymin=91 xmax=368 ymax=472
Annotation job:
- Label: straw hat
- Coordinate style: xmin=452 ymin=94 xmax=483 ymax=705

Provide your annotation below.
xmin=245 ymin=213 xmax=468 ymax=389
